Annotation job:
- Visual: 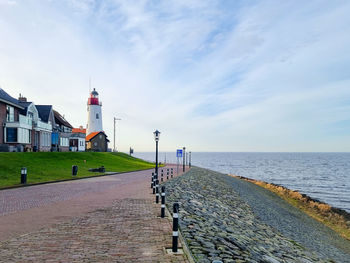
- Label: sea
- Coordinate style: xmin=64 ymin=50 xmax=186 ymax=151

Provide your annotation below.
xmin=133 ymin=152 xmax=350 ymax=213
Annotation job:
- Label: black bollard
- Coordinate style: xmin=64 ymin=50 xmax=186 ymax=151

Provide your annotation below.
xmin=171 ymin=168 xmax=173 ymax=177
xmin=21 ymin=167 xmax=27 ymax=184
xmin=153 ymin=174 xmax=156 ymax=194
xmin=161 ymin=186 xmax=166 ymax=218
xmin=156 ymin=179 xmax=159 ymax=203
xmin=72 ymin=165 xmax=78 ymax=176
xmin=151 ymin=172 xmax=154 ymax=188
xmin=172 ymin=202 xmax=179 ymax=252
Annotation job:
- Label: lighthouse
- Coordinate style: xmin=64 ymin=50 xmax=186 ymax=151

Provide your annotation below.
xmin=86 ymin=88 xmax=103 ymax=135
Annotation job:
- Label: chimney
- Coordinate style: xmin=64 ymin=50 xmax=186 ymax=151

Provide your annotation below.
xmin=18 ymin=94 xmax=27 ymax=102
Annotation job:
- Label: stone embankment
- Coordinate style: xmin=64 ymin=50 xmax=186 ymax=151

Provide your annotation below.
xmin=163 ymin=167 xmax=350 ymax=263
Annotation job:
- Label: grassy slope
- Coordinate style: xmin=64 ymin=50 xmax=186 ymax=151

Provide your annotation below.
xmin=0 ymin=152 xmax=154 ymax=188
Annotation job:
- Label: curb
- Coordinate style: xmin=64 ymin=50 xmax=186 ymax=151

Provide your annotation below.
xmin=161 ymin=168 xmax=196 ymax=263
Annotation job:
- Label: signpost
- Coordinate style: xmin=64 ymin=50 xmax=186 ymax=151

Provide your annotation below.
xmin=176 ymin=149 xmax=183 ymax=175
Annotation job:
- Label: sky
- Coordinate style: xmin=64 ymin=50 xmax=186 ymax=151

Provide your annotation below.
xmin=0 ymin=0 xmax=349 ymax=152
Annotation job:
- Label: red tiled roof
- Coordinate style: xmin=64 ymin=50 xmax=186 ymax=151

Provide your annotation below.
xmin=86 ymin=132 xmax=99 ymax=141
xmin=72 ymin=128 xmax=86 ymax=134
xmin=86 ymin=131 xmax=109 ymax=142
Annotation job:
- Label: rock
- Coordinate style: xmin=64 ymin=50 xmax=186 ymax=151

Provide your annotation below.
xmin=163 ymin=167 xmax=332 ymax=263
xmin=297 ymin=258 xmax=313 ymax=263
xmin=261 ymin=255 xmax=281 ymax=263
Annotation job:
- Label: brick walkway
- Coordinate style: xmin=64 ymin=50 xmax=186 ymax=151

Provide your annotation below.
xmin=0 ymin=165 xmax=189 ymax=262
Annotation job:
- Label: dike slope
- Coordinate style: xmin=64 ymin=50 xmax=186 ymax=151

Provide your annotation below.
xmin=163 ymin=167 xmax=350 ymax=263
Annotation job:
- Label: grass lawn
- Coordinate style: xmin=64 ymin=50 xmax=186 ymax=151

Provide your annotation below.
xmin=0 ymin=152 xmax=154 ymax=188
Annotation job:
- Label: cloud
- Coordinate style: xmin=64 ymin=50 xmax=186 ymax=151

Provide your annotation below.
xmin=0 ymin=0 xmax=349 ymax=152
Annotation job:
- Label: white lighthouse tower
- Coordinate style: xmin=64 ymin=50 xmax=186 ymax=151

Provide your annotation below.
xmin=86 ymin=88 xmax=103 ymax=135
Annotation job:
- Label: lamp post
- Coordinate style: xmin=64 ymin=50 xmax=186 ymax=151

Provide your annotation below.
xmin=154 ymin=130 xmax=161 ymax=176
xmin=183 ymin=146 xmax=186 ymax=172
xmin=113 ymin=117 xmax=121 ymax=152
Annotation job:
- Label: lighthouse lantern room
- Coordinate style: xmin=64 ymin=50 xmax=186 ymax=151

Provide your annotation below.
xmin=86 ymin=88 xmax=103 ymax=135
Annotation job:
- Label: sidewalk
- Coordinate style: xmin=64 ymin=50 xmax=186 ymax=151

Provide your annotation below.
xmin=0 ymin=164 xmax=190 ymax=262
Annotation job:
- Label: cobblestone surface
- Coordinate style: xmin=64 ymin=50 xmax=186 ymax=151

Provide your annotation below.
xmin=0 ymin=198 xmax=187 ymax=263
xmin=0 ymin=175 xmax=124 ymax=216
xmin=0 ymin=165 xmax=189 ymax=262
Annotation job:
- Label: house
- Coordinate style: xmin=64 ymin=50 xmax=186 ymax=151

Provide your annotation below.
xmin=1 ymin=89 xmax=54 ymax=152
xmin=36 ymin=105 xmax=58 ymax=151
xmin=0 ymin=89 xmax=31 ymax=152
xmin=70 ymin=126 xmax=86 ymax=152
xmin=86 ymin=131 xmax=109 ymax=152
xmin=53 ymin=110 xmax=73 ymax=152
xmin=17 ymin=97 xmax=52 ymax=152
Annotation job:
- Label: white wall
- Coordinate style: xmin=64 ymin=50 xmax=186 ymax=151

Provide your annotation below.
xmin=87 ymin=104 xmax=103 ymax=135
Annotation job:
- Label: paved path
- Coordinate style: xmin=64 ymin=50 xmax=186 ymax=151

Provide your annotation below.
xmin=0 ymin=165 xmax=190 ymax=262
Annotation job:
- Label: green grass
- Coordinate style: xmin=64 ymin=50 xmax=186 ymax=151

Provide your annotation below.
xmin=0 ymin=152 xmax=155 ymax=188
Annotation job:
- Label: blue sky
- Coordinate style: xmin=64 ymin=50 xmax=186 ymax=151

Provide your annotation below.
xmin=0 ymin=0 xmax=349 ymax=152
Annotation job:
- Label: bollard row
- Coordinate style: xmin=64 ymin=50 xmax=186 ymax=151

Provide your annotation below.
xmin=149 ymin=171 xmax=180 ymax=254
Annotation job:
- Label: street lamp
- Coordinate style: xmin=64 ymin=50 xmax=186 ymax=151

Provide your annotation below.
xmin=114 ymin=117 xmax=121 ymax=152
xmin=153 ymin=130 xmax=161 ymax=176
xmin=183 ymin=146 xmax=186 ymax=172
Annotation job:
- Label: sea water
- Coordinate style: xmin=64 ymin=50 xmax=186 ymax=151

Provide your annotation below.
xmin=134 ymin=152 xmax=350 ymax=213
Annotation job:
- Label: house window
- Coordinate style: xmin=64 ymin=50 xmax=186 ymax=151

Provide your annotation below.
xmin=18 ymin=128 xmax=30 ymax=144
xmin=94 ymin=142 xmax=97 ymax=146
xmin=6 ymin=128 xmax=17 ymax=142
xmin=41 ymin=132 xmax=51 ymax=147
xmin=96 ymin=113 xmax=99 ymax=119
xmin=60 ymin=137 xmax=69 ymax=147
xmin=6 ymin=106 xmax=14 ymax=122
xmin=60 ymin=137 xmax=67 ymax=146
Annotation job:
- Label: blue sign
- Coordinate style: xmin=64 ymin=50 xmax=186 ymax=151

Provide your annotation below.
xmin=176 ymin=149 xmax=183 ymax=157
